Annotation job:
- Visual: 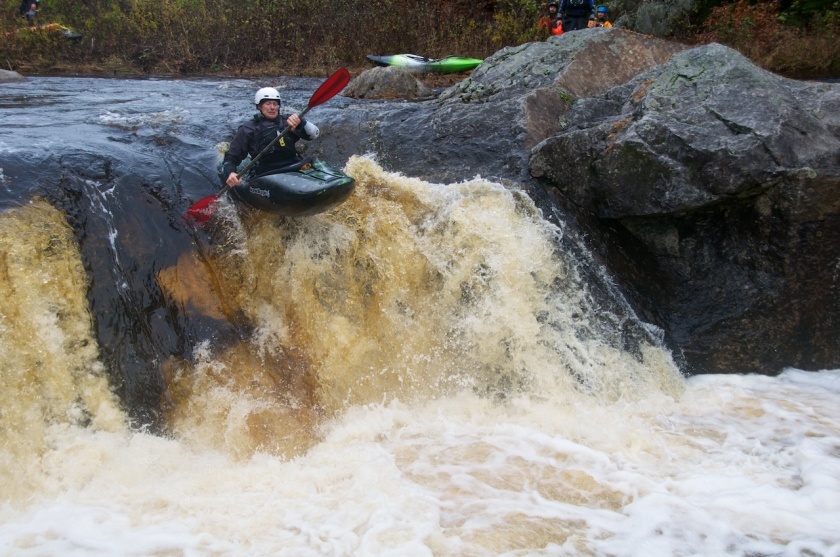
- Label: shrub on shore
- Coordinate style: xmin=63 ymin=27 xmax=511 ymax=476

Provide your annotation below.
xmin=0 ymin=0 xmax=837 ymax=78
xmin=0 ymin=0 xmax=540 ymax=75
xmin=693 ymin=0 xmax=840 ymax=77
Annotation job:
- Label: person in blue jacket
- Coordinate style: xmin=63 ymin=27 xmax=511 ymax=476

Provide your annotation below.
xmin=560 ymin=0 xmax=595 ymax=31
xmin=220 ymin=87 xmax=320 ymax=188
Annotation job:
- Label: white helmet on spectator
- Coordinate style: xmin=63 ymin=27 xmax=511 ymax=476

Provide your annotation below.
xmin=254 ymin=87 xmax=281 ymax=107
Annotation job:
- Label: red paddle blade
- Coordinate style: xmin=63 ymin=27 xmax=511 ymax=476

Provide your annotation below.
xmin=308 ymin=68 xmax=350 ymax=108
xmin=186 ymin=194 xmax=220 ymax=224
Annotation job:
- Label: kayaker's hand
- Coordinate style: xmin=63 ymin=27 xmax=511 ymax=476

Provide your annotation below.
xmin=226 ymin=172 xmax=242 ymax=187
xmin=287 ymin=114 xmax=301 ymax=130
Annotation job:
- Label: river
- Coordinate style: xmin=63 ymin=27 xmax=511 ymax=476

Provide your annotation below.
xmin=0 ymin=77 xmax=838 ymax=556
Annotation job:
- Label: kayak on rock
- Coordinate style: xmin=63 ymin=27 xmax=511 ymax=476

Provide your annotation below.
xmin=366 ymin=54 xmax=482 ymax=74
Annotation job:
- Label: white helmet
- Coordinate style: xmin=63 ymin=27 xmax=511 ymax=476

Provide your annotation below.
xmin=254 ymin=87 xmax=281 ymax=107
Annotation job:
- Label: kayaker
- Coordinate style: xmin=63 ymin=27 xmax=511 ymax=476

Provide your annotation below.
xmin=220 ymin=87 xmax=320 ymax=188
xmin=588 ymin=5 xmax=612 ymax=27
xmin=560 ymin=0 xmax=595 ymax=31
xmin=538 ymin=2 xmax=564 ymax=37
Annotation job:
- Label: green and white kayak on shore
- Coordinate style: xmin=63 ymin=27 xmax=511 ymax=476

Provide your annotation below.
xmin=366 ymin=54 xmax=483 ymax=74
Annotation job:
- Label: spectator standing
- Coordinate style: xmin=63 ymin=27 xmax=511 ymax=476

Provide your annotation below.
xmin=589 ymin=5 xmax=612 ymax=27
xmin=560 ymin=0 xmax=595 ymax=31
xmin=538 ymin=2 xmax=564 ymax=37
xmin=19 ymin=0 xmax=38 ymax=24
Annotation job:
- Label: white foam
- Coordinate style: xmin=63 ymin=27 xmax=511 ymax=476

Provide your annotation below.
xmin=2 ymin=161 xmax=837 ymax=556
xmin=97 ymin=108 xmax=188 ymax=129
xmin=0 ymin=370 xmax=837 ymax=556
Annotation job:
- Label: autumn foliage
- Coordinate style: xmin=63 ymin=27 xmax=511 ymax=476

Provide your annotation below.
xmin=695 ymin=0 xmax=840 ymax=76
xmin=0 ymin=0 xmax=541 ymax=75
xmin=1 ymin=0 xmax=838 ymax=77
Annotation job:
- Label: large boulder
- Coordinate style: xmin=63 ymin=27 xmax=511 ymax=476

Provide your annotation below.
xmin=322 ymin=30 xmax=688 ymax=185
xmin=314 ymin=28 xmax=840 ymax=375
xmin=530 ymin=42 xmax=840 ymax=374
xmin=343 ymin=66 xmax=433 ymax=100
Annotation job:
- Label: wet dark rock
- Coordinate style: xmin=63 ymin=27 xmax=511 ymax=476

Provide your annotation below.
xmin=314 ymin=28 xmax=840 ymax=375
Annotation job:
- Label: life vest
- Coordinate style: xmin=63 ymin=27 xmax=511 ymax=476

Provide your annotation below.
xmin=220 ymin=113 xmax=303 ymax=182
xmin=253 ymin=114 xmax=299 ymax=166
xmin=564 ymin=0 xmax=590 ymax=18
xmin=539 ymin=15 xmax=564 ymax=35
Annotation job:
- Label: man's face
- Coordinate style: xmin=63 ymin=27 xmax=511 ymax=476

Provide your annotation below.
xmin=259 ymin=100 xmax=279 ymax=119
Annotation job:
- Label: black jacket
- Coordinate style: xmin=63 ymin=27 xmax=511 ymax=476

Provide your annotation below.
xmin=560 ymin=0 xmax=594 ymax=18
xmin=220 ymin=113 xmax=314 ymax=183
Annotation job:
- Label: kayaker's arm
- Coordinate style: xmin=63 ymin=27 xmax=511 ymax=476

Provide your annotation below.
xmin=286 ymin=113 xmax=301 ymax=130
xmin=225 ymin=171 xmax=243 ymax=188
xmin=286 ymin=114 xmax=320 ymax=140
xmin=299 ymin=119 xmax=320 ymax=139
xmin=221 ymin=134 xmax=249 ymax=187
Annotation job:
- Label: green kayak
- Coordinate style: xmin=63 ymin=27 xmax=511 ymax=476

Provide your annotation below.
xmin=366 ymin=54 xmax=482 ymax=74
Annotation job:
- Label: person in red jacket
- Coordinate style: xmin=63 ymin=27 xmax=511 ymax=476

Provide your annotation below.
xmin=538 ymin=2 xmax=564 ymax=37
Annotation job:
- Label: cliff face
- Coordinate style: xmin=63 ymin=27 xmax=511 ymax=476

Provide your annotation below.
xmin=318 ymin=29 xmax=840 ymax=374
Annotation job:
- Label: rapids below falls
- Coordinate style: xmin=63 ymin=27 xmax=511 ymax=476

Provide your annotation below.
xmin=0 ymin=77 xmax=838 ymax=556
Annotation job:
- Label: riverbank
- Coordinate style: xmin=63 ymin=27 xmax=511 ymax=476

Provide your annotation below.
xmin=9 ymin=58 xmax=836 ymax=88
xmin=7 ymin=41 xmax=838 ymax=84
xmin=4 ymin=61 xmax=475 ymax=89
xmin=3 ymin=0 xmax=839 ymax=81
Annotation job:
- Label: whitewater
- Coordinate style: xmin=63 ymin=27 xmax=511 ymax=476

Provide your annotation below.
xmin=0 ymin=77 xmax=838 ymax=556
xmin=1 ymin=161 xmax=838 ymax=556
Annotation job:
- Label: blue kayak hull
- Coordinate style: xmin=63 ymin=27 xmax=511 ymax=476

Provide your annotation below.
xmin=231 ymin=158 xmax=354 ymax=217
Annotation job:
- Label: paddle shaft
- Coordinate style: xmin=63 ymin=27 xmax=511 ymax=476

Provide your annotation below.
xmin=216 ymin=105 xmax=313 ymax=196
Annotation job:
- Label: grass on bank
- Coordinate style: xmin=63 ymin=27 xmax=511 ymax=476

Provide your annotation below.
xmin=1 ymin=0 xmax=541 ymax=76
xmin=1 ymin=0 xmax=838 ymax=78
xmin=691 ymin=0 xmax=840 ymax=77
